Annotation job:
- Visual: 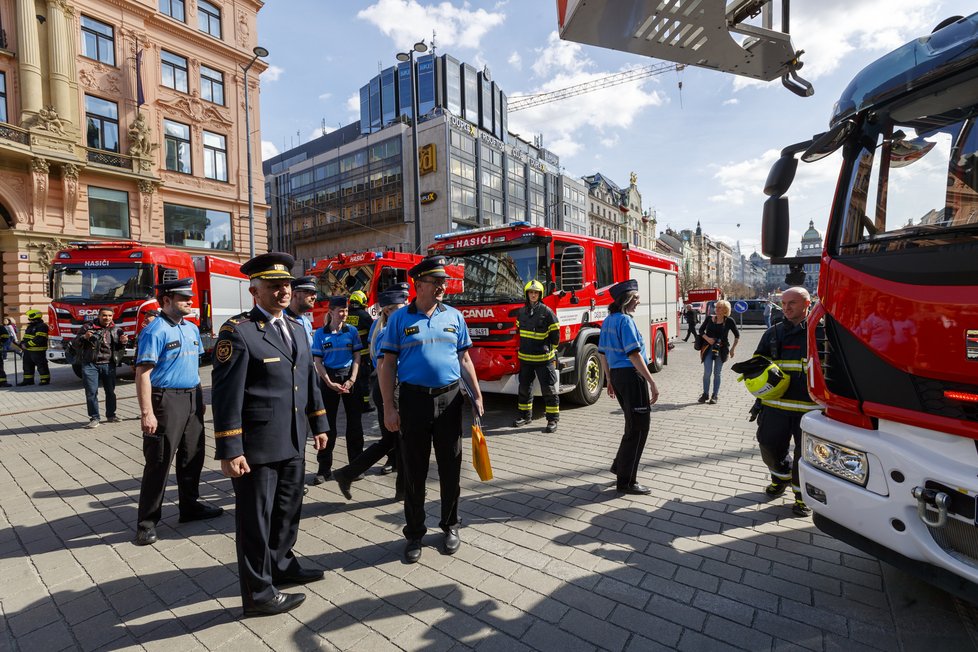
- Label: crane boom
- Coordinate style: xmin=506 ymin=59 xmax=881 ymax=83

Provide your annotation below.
xmin=508 ymin=62 xmax=682 ymax=112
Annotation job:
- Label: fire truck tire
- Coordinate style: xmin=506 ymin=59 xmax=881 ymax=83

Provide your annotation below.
xmin=649 ymin=330 xmax=666 ymax=373
xmin=72 ymin=364 xmax=83 ymax=379
xmin=568 ymin=343 xmax=603 ymax=406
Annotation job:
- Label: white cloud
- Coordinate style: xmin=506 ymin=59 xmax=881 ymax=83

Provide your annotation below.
xmin=261 ymin=65 xmax=284 ymax=82
xmin=722 ymin=98 xmax=739 ymax=106
xmin=261 ymin=141 xmax=280 ymax=159
xmin=531 ymin=32 xmax=587 ymax=78
xmin=318 ymin=92 xmax=332 ymax=101
xmin=357 ymin=0 xmax=505 ymax=51
xmin=507 ymin=51 xmax=522 ymax=70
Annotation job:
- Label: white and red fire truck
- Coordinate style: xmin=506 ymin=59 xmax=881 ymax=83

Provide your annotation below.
xmin=46 ymin=241 xmax=250 ymax=372
xmin=762 ymin=13 xmax=978 ymax=599
xmin=428 ymin=222 xmax=679 ymax=405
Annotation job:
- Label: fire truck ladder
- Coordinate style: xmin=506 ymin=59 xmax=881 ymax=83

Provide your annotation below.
xmin=507 ymin=62 xmax=683 ymax=112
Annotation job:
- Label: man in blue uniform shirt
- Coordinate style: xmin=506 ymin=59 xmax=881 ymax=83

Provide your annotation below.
xmin=286 ymin=275 xmax=317 ymax=346
xmin=211 ymin=253 xmax=330 ymax=617
xmin=379 ymin=256 xmax=483 ymax=563
xmin=134 ymin=278 xmax=221 ymax=546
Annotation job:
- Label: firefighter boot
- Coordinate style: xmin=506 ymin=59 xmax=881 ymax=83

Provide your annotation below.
xmin=512 ymin=412 xmax=533 ymax=427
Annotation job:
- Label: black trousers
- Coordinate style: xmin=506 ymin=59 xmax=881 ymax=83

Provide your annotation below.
xmin=357 ymin=358 xmax=373 ymax=408
xmin=137 ymin=386 xmax=206 ymax=530
xmin=684 ymin=321 xmax=697 ymax=341
xmin=610 ymin=367 xmax=651 ymax=488
xmin=398 ymin=385 xmax=463 ymax=540
xmin=339 ymin=381 xmax=403 ymax=494
xmin=316 ymin=369 xmax=364 ymax=474
xmin=23 ymin=350 xmax=50 ymax=382
xmin=756 ymin=407 xmax=804 ymax=492
xmin=232 ymin=456 xmax=305 ymax=607
xmin=516 ymin=361 xmax=559 ymax=421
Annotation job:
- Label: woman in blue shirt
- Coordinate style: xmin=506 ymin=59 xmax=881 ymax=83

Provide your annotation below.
xmin=598 ymin=279 xmax=660 ymax=496
xmin=310 ymin=296 xmax=363 ymax=485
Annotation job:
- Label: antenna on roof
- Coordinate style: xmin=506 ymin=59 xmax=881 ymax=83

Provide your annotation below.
xmin=378 ymin=60 xmax=382 ymax=72
xmin=321 ymin=118 xmax=327 ymax=136
xmin=431 ymin=30 xmax=437 ymax=55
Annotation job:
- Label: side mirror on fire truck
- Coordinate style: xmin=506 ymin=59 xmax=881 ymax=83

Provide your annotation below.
xmin=762 ymin=196 xmax=789 ymax=258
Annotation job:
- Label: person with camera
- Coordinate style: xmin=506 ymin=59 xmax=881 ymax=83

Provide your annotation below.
xmin=697 ymin=300 xmax=739 ymax=404
xmin=74 ymin=307 xmax=128 ymax=428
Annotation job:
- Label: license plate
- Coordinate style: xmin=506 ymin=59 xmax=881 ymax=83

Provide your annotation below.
xmin=470 ymin=328 xmax=489 ymax=337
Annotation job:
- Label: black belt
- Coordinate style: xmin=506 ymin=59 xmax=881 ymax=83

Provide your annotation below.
xmin=400 ymin=381 xmax=459 ymax=396
xmin=153 ymin=386 xmax=199 ymax=393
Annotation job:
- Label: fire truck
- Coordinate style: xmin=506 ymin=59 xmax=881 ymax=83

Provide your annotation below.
xmin=46 ymin=241 xmax=250 ymax=372
xmin=428 ymin=222 xmax=679 ymax=405
xmin=306 ymin=250 xmax=421 ymax=328
xmin=761 ymin=13 xmax=978 ymax=598
xmin=686 ymin=288 xmax=723 ymax=304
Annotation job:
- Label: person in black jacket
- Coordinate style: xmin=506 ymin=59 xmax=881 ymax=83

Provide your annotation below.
xmin=512 ymin=280 xmax=561 ymax=433
xmin=697 ymin=300 xmax=739 ymax=404
xmin=74 ymin=308 xmax=128 ymax=427
xmin=211 ymin=252 xmax=330 ymax=618
xmin=682 ymin=304 xmax=699 ymax=341
xmin=19 ymin=309 xmax=51 ymax=385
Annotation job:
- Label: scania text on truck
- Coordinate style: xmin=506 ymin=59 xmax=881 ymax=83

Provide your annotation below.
xmin=428 ymin=222 xmax=679 ymax=405
xmin=306 ymin=250 xmax=421 ymax=328
xmin=762 ymin=13 xmax=978 ymax=599
xmin=46 ymin=241 xmax=251 ymax=371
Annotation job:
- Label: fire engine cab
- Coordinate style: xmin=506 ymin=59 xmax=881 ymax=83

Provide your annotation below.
xmin=429 ymin=222 xmax=679 ymax=405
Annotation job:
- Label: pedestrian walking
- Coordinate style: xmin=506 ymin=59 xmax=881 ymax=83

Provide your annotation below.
xmin=682 ymin=304 xmax=699 ymax=341
xmin=598 ymin=279 xmax=660 ymax=496
xmin=134 ymin=279 xmax=222 ymax=546
xmin=378 ymin=255 xmax=483 ymax=563
xmin=752 ymin=286 xmax=820 ymax=517
xmin=332 ymin=286 xmax=408 ymax=502
xmin=511 ymin=280 xmax=560 ymax=433
xmin=309 ymin=295 xmax=364 ymax=485
xmin=697 ymin=299 xmax=739 ymax=404
xmin=18 ymin=309 xmax=51 ymax=386
xmin=211 ymin=252 xmax=330 ymax=617
xmin=763 ymin=300 xmax=773 ymax=328
xmin=73 ymin=308 xmax=127 ymax=427
xmin=347 ymin=290 xmax=375 ymax=413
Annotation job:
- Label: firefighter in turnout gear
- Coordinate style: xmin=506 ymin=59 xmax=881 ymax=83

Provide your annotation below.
xmin=512 ymin=280 xmax=561 ymax=433
xmin=347 ymin=290 xmax=375 ymax=413
xmin=19 ymin=309 xmax=50 ymax=385
xmin=752 ymin=287 xmax=820 ymax=517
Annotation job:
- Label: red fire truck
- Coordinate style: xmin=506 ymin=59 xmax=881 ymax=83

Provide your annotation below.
xmin=762 ymin=13 xmax=978 ymax=598
xmin=306 ymin=250 xmax=421 ymax=328
xmin=46 ymin=241 xmax=250 ymax=372
xmin=428 ymin=222 xmax=679 ymax=405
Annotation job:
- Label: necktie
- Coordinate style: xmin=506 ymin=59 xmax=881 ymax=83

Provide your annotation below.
xmin=275 ymin=319 xmax=296 ymax=357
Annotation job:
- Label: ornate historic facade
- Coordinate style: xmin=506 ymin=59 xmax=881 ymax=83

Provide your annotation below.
xmin=0 ymin=0 xmax=267 ymax=319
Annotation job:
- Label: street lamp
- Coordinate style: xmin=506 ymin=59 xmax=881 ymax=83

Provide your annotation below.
xmin=396 ymin=40 xmax=428 ymax=254
xmin=242 ymin=45 xmax=269 ymax=258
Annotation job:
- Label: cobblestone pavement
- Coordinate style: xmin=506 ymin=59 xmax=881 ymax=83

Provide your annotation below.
xmin=1 ymin=329 xmax=976 ymax=651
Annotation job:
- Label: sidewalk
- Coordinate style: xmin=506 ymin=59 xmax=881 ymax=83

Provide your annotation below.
xmin=0 ymin=330 xmax=975 ymax=651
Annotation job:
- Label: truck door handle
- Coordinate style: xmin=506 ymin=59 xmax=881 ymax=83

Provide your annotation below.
xmin=912 ymin=486 xmax=949 ymax=528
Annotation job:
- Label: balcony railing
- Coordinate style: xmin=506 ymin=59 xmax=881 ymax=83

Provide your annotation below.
xmin=0 ymin=122 xmax=29 ymax=145
xmin=86 ymin=148 xmax=132 ymax=169
xmin=292 ymin=208 xmax=405 ymax=243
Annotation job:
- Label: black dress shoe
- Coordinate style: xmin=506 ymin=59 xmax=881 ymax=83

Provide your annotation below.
xmin=275 ymin=567 xmax=324 ymax=586
xmin=310 ymin=471 xmax=330 ymax=486
xmin=243 ymin=592 xmax=306 ymax=617
xmin=134 ymin=527 xmax=158 ymax=546
xmin=405 ymin=539 xmax=423 ymax=563
xmin=179 ymin=504 xmax=223 ymax=522
xmin=333 ymin=469 xmax=353 ymax=500
xmin=380 ymin=463 xmax=395 ymax=475
xmin=616 ymin=483 xmax=652 ymax=496
xmin=444 ymin=527 xmax=460 ymax=555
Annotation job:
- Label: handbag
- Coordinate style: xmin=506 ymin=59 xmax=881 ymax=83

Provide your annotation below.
xmin=471 ymin=417 xmax=493 ymax=481
xmin=693 ymin=334 xmax=705 ymax=351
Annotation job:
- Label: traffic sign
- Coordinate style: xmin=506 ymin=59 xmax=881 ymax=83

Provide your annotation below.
xmin=733 ymin=300 xmax=749 ymax=314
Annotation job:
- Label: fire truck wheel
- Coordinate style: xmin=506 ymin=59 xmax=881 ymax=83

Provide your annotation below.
xmin=569 ymin=342 xmax=602 ymax=406
xmin=649 ymin=330 xmax=666 ymax=373
xmin=72 ymin=364 xmax=83 ymax=379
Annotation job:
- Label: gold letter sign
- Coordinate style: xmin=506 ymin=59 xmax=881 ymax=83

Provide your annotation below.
xmin=419 ymin=143 xmax=436 ymax=176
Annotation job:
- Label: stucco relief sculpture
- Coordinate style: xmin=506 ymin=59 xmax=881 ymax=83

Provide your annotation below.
xmin=128 ymin=112 xmax=159 ymax=171
xmin=158 ymin=91 xmax=232 ymax=127
xmin=62 ymin=164 xmax=80 ymax=227
xmin=28 ymin=238 xmax=67 ymax=272
xmin=26 ymin=106 xmax=67 ymax=136
xmin=29 ymin=158 xmax=51 ymax=229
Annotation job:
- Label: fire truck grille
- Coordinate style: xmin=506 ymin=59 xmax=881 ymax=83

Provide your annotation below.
xmin=913 ymin=377 xmax=978 ymax=424
xmin=926 ymin=516 xmax=978 ymax=569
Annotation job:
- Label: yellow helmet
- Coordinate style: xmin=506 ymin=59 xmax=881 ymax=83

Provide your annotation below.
xmin=349 ymin=290 xmax=368 ymax=306
xmin=736 ymin=356 xmax=790 ymax=401
xmin=26 ymin=309 xmax=43 ymax=320
xmin=524 ymin=280 xmax=545 ymax=296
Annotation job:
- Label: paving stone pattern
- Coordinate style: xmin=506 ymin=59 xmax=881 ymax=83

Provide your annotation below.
xmin=0 ymin=329 xmax=975 ymax=651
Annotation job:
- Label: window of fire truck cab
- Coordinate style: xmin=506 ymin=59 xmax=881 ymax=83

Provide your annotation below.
xmin=317 ymin=264 xmax=374 ymax=301
xmin=445 ymin=244 xmax=547 ymax=304
xmin=834 ymin=86 xmax=978 ymax=255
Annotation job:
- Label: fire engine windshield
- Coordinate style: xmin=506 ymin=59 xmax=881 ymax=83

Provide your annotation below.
xmin=52 ymin=264 xmax=155 ymax=303
xmin=836 ymin=87 xmax=978 ymax=254
xmin=444 ymin=244 xmax=547 ymax=305
xmin=317 ymin=264 xmax=374 ymax=301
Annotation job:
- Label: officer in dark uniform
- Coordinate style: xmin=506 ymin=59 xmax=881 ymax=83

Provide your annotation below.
xmin=347 ymin=290 xmax=375 ymax=413
xmin=211 ymin=252 xmax=330 ymax=617
xmin=512 ymin=279 xmax=561 ymax=432
xmin=19 ymin=309 xmax=50 ymax=385
xmin=134 ymin=278 xmax=222 ymax=546
xmin=379 ymin=256 xmax=483 ymax=563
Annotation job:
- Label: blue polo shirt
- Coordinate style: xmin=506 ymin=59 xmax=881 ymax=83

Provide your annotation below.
xmin=286 ymin=308 xmax=314 ymax=346
xmin=134 ymin=313 xmax=203 ymax=388
xmin=380 ymin=301 xmax=471 ymax=387
xmin=598 ymin=312 xmax=647 ymax=369
xmin=311 ymin=323 xmax=362 ymax=370
xmin=367 ymin=320 xmax=386 ymax=368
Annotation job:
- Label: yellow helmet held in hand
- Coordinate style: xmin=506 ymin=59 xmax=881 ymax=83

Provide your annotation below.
xmin=350 ymin=290 xmax=368 ymax=306
xmin=735 ymin=356 xmax=790 ymax=401
xmin=524 ymin=279 xmax=545 ymax=296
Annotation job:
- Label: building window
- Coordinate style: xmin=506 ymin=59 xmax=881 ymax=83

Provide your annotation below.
xmin=81 ymin=16 xmax=115 ymax=66
xmin=164 ymin=119 xmax=191 ymax=173
xmin=200 ymin=65 xmax=224 ymax=105
xmin=84 ymin=95 xmax=119 ymax=152
xmin=0 ymin=73 xmax=6 ymax=124
xmin=164 ymin=203 xmax=232 ymax=250
xmin=88 ymin=187 xmax=130 ymax=237
xmin=161 ymin=51 xmax=189 ymax=93
xmin=198 ymin=0 xmax=222 ymax=38
xmin=159 ymin=0 xmax=185 ymax=21
xmin=203 ymin=131 xmax=227 ymax=181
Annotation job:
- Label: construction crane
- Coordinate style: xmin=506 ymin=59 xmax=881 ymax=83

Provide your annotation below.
xmin=507 ymin=61 xmax=683 ymax=112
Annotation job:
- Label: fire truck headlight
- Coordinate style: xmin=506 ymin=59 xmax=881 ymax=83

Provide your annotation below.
xmin=803 ymin=432 xmax=869 ymax=487
xmin=49 ymin=339 xmax=63 ymax=351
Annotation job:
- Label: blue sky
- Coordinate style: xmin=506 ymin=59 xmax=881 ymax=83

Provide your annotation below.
xmin=256 ymin=0 xmax=974 ymax=256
